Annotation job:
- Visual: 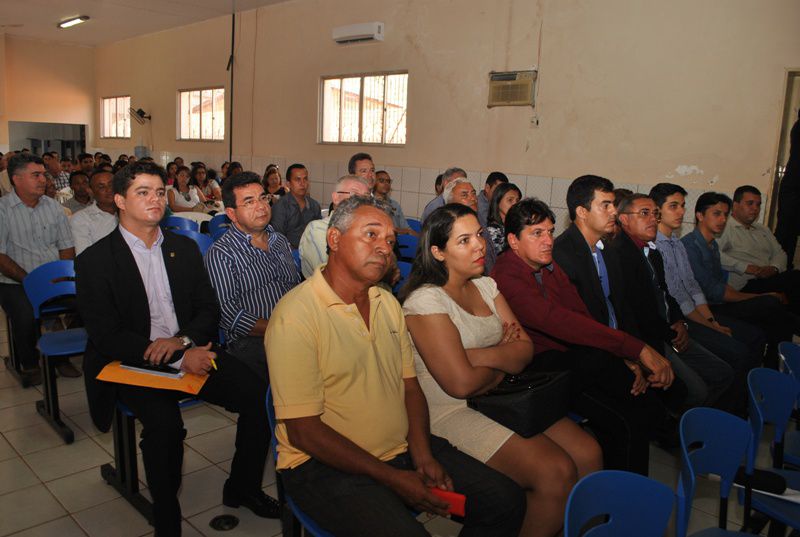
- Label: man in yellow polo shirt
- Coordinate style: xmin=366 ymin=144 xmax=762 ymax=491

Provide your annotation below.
xmin=266 ymin=196 xmax=525 ymax=537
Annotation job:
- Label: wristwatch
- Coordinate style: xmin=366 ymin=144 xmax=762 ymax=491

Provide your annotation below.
xmin=177 ymin=335 xmax=194 ymax=349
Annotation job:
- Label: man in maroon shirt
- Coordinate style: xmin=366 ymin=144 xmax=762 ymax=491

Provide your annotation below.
xmin=492 ymin=197 xmax=674 ymax=475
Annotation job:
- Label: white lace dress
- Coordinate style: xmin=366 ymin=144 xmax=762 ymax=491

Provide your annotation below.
xmin=403 ymin=277 xmax=514 ymax=463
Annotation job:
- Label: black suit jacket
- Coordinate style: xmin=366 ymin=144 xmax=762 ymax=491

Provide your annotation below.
xmin=610 ymin=230 xmax=683 ymax=351
xmin=75 ymin=227 xmax=220 ymax=432
xmin=552 ymin=224 xmax=640 ymax=338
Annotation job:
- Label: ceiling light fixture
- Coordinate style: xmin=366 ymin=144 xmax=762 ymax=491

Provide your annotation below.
xmin=58 ymin=16 xmax=89 ymax=29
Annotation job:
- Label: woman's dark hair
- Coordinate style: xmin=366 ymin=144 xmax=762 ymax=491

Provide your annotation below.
xmin=487 ymin=183 xmax=522 ymax=226
xmin=504 ymin=198 xmax=556 ymax=239
xmin=227 ymin=161 xmax=243 ymax=176
xmin=398 ymin=203 xmax=478 ymax=303
xmin=190 ymin=163 xmax=207 ymax=186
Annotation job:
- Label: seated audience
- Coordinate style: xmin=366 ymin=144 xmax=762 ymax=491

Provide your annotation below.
xmin=477 ymin=172 xmax=509 ymax=227
xmin=435 ymin=173 xmax=444 ymax=196
xmin=486 ymin=182 xmax=522 ymax=253
xmin=271 ymin=163 xmax=322 ymax=249
xmin=77 ymin=152 xmax=94 ymax=175
xmin=298 ymin=175 xmax=371 ymax=277
xmin=613 ymin=193 xmax=733 ymax=409
xmin=70 ymin=169 xmax=118 ymax=255
xmin=0 ymin=152 xmax=11 ymax=196
xmin=165 ymin=161 xmax=177 ymax=186
xmin=266 ymin=196 xmax=526 ymax=537
xmin=373 ymin=169 xmax=417 ymax=236
xmin=127 ymin=154 xmax=136 ymax=164
xmin=167 ymin=165 xmax=207 ymax=213
xmin=227 ymin=161 xmax=244 ymax=178
xmin=421 ymin=167 xmax=468 ymax=221
xmin=0 ymin=153 xmax=75 ymax=384
xmin=719 ymin=185 xmax=800 ymax=314
xmin=60 ymin=155 xmax=73 ymax=174
xmin=402 ymin=203 xmax=601 ymax=537
xmin=63 ymin=171 xmax=93 ymax=213
xmin=205 ymin=172 xmax=300 ymax=379
xmin=43 ymin=151 xmax=70 ymax=190
xmin=219 ymin=161 xmax=230 ymax=182
xmin=76 ymin=162 xmax=278 ymax=537
xmin=192 ymin=163 xmax=221 ymax=202
xmin=494 ymin=197 xmax=674 ymax=475
xmin=349 ymin=152 xmax=377 ymax=190
xmin=650 ymin=183 xmax=765 ymax=412
xmin=443 ymin=178 xmax=497 ymax=273
xmin=173 ymin=156 xmax=184 ymax=168
xmin=263 ymin=164 xmax=286 ymax=205
xmin=682 ymin=192 xmax=799 ymax=368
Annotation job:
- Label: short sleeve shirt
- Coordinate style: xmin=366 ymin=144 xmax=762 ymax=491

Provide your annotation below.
xmin=265 ymin=267 xmax=416 ymax=470
xmin=0 ymin=191 xmax=73 ymax=284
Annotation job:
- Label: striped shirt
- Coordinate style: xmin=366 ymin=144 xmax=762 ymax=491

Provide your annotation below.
xmin=204 ymin=223 xmax=300 ymax=344
xmin=0 ymin=190 xmax=74 ymax=284
xmin=655 ymin=230 xmax=708 ymax=316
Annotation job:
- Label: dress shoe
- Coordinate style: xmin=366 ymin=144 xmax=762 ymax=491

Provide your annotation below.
xmin=56 ymin=361 xmax=82 ymax=378
xmin=22 ymin=367 xmax=42 ymax=386
xmin=222 ymin=480 xmax=280 ymax=518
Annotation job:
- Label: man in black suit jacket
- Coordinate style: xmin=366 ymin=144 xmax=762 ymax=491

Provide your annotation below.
xmin=552 ymin=175 xmax=679 ymax=475
xmin=76 ymin=162 xmax=277 ymax=537
xmin=613 ymin=193 xmax=733 ymax=410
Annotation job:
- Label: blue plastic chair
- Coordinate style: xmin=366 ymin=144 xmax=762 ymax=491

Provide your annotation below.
xmin=291 ymin=249 xmax=302 ymax=276
xmin=393 ymin=260 xmax=412 ymax=295
xmin=266 ymin=387 xmax=334 ymax=537
xmin=397 ymin=234 xmax=418 ymax=261
xmin=564 ymin=470 xmax=673 ymax=537
xmin=169 ymin=229 xmax=213 ymax=256
xmin=406 ymin=218 xmax=422 ymax=233
xmin=677 ymin=407 xmax=752 ymax=537
xmin=777 ymin=342 xmax=800 ymax=467
xmin=22 ymin=260 xmax=87 ymax=444
xmin=160 ymin=215 xmax=199 ymax=232
xmin=208 ymin=213 xmax=231 ymax=237
xmin=743 ymin=368 xmax=800 ymax=534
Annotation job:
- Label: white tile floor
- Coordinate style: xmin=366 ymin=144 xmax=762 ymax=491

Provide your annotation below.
xmin=0 ymin=354 xmax=784 ymax=536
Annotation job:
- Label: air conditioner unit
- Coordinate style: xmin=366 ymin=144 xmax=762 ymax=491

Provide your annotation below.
xmin=332 ymin=22 xmax=384 ymax=44
xmin=488 ymin=70 xmax=537 ymax=108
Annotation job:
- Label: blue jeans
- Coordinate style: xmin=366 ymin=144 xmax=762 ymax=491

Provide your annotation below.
xmin=280 ymin=435 xmax=526 ymax=537
xmin=665 ymin=339 xmax=734 ymax=409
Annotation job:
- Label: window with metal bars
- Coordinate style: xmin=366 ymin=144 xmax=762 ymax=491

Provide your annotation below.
xmin=178 ymin=88 xmax=225 ymax=141
xmin=101 ymin=96 xmax=131 ymax=139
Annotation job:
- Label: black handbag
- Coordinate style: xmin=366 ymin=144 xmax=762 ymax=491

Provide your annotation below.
xmin=467 ymin=369 xmax=571 ymax=438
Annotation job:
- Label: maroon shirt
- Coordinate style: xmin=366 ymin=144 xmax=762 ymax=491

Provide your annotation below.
xmin=491 ymin=249 xmax=644 ymax=359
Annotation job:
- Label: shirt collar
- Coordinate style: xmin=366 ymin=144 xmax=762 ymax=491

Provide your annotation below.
xmin=594 ymin=239 xmax=604 ymax=251
xmin=119 ymin=223 xmax=164 ymax=251
xmin=6 ymin=189 xmax=32 ymax=208
xmin=228 ymin=222 xmax=274 ymax=243
xmin=309 ymin=265 xmax=381 ymax=308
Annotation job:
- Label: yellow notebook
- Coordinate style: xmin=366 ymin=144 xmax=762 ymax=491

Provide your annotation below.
xmin=97 ymin=360 xmax=208 ymax=395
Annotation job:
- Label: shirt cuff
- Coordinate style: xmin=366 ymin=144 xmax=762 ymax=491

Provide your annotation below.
xmin=230 ymin=310 xmax=259 ymax=338
xmin=678 ymin=299 xmax=695 ymax=316
xmin=620 ymin=334 xmax=646 ymax=361
xmin=691 ymin=293 xmax=707 ymax=307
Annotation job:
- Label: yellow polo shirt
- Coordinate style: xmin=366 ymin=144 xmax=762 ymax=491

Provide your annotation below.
xmin=265 ymin=266 xmax=416 ymax=470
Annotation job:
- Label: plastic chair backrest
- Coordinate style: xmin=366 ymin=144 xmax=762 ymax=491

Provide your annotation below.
xmin=564 ymin=470 xmax=674 ymax=537
xmin=393 ymin=261 xmax=412 ymax=294
xmin=676 ymin=407 xmax=752 ymax=537
xmin=208 ymin=213 xmax=231 ymax=237
xmin=161 ymin=215 xmax=199 ymax=232
xmin=169 ymin=229 xmax=213 ymax=256
xmin=397 ymin=234 xmax=418 ymax=259
xmin=748 ymin=368 xmax=800 ymax=449
xmin=22 ymin=260 xmax=76 ymax=319
xmin=406 ymin=218 xmax=422 ymax=233
xmin=291 ymin=249 xmax=302 ymax=274
xmin=779 ymin=342 xmax=800 ymax=381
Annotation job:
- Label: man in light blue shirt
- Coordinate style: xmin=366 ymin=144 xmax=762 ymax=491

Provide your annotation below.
xmin=0 ymin=153 xmax=74 ymax=383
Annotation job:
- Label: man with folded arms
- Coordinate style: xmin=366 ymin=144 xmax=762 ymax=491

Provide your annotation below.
xmin=76 ymin=161 xmax=277 ymax=537
xmin=266 ymin=196 xmax=525 ymax=537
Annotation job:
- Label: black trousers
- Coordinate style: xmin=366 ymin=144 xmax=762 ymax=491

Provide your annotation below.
xmin=0 ymin=283 xmax=37 ymax=369
xmin=281 ymin=435 xmax=526 ymax=537
xmin=741 ymin=270 xmax=800 ymax=316
xmin=117 ymin=352 xmax=268 ymax=537
xmin=532 ymin=348 xmax=678 ymax=476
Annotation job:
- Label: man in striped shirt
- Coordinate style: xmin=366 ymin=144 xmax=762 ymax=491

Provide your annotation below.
xmin=0 ymin=153 xmax=75 ymax=384
xmin=205 ymin=172 xmax=301 ymax=380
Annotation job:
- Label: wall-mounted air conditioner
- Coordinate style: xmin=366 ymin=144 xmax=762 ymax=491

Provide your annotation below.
xmin=488 ymin=70 xmax=537 ymax=108
xmin=332 ymin=22 xmax=384 ymax=44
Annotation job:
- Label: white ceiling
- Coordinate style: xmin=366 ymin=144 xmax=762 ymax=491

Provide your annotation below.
xmin=0 ymin=0 xmax=288 ymax=46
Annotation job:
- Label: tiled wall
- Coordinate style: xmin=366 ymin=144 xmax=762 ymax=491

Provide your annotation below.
xmin=89 ymin=147 xmax=763 ymax=237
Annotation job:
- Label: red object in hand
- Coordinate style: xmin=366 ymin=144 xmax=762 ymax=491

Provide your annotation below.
xmin=428 ymin=487 xmax=466 ymax=517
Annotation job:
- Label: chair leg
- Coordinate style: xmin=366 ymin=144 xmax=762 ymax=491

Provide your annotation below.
xmin=100 ymin=406 xmax=153 ymax=525
xmin=2 ymin=317 xmax=36 ymax=388
xmin=35 ymin=353 xmax=73 ymax=443
xmin=276 ymin=474 xmax=303 ymax=537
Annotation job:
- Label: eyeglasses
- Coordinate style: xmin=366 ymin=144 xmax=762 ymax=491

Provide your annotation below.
xmin=621 ymin=208 xmax=661 ymax=220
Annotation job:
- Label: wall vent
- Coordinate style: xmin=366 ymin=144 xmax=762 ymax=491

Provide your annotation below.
xmin=488 ymin=70 xmax=537 ymax=108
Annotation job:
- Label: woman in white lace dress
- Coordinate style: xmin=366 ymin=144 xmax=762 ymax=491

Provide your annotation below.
xmin=400 ymin=203 xmax=601 ymax=537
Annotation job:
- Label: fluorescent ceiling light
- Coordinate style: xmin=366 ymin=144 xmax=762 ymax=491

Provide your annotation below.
xmin=58 ymin=16 xmax=89 ymax=29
